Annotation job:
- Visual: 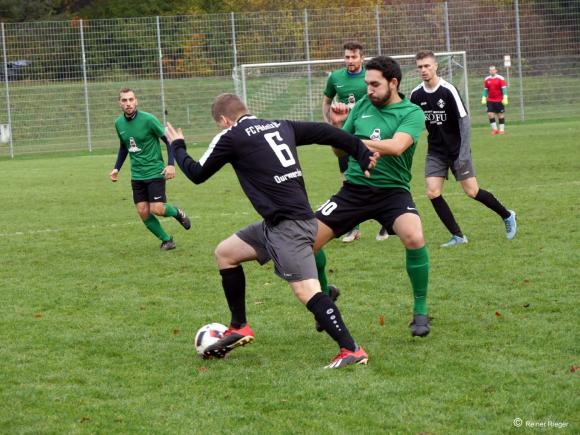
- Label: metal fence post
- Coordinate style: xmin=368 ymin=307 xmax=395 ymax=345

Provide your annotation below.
xmin=1 ymin=22 xmax=14 ymax=158
xmin=231 ymin=12 xmax=239 ymax=95
xmin=156 ymin=16 xmax=166 ymax=124
xmin=375 ymin=4 xmax=382 ymax=55
xmin=514 ymin=0 xmax=525 ymax=121
xmin=79 ymin=19 xmax=92 ymax=152
xmin=304 ymin=9 xmax=313 ymax=121
xmin=444 ymin=2 xmax=452 ymax=82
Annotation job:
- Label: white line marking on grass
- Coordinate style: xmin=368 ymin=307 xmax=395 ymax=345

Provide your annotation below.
xmin=0 ymin=211 xmax=252 ymax=238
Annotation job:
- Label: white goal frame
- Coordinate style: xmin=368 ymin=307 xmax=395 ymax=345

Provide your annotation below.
xmin=234 ymin=51 xmax=469 ymax=121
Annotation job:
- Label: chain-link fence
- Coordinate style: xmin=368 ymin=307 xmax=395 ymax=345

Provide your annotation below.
xmin=0 ymin=0 xmax=578 ymax=157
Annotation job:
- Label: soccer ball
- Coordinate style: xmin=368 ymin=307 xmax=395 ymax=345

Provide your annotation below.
xmin=194 ymin=323 xmax=227 ymax=356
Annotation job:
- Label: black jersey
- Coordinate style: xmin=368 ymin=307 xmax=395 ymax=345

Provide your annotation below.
xmin=172 ymin=115 xmax=372 ymax=225
xmin=410 ymin=78 xmax=469 ymax=160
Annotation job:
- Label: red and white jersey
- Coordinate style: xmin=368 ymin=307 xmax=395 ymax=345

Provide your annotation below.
xmin=483 ymin=74 xmax=507 ymax=102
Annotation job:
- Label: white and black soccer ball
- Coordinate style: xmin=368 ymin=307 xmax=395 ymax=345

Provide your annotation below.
xmin=194 ymin=323 xmax=227 ymax=356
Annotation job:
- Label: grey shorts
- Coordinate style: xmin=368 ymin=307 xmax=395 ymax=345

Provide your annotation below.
xmin=425 ymin=153 xmax=476 ymax=181
xmin=236 ymin=218 xmax=318 ymax=282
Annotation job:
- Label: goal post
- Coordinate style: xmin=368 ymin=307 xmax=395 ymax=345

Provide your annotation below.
xmin=233 ymin=51 xmax=469 ymax=121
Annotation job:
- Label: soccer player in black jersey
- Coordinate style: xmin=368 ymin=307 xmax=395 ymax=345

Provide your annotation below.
xmin=410 ymin=51 xmax=517 ymax=247
xmin=165 ymin=93 xmax=378 ymax=368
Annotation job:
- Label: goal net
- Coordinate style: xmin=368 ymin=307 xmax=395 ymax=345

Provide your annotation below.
xmin=233 ymin=51 xmax=468 ymax=121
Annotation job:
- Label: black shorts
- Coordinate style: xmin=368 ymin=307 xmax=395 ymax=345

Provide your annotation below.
xmin=338 ymin=154 xmax=350 ymax=173
xmin=315 ymin=182 xmax=420 ymax=237
xmin=486 ymin=102 xmax=505 ymax=113
xmin=131 ymin=178 xmax=166 ymax=204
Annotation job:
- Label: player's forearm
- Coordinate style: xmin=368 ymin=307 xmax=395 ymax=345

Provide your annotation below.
xmin=171 ymin=139 xmax=208 ymax=184
xmin=160 ymin=135 xmax=175 ymax=165
xmin=113 ymin=143 xmax=128 ymax=170
xmin=482 ymin=88 xmax=489 ymax=97
xmin=322 ymin=100 xmax=331 ymax=124
xmin=362 ymin=137 xmax=408 ymax=156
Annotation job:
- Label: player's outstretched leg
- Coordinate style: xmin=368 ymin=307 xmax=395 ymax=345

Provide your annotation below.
xmin=160 ymin=237 xmax=176 ymax=250
xmin=203 ymin=324 xmax=255 ymax=359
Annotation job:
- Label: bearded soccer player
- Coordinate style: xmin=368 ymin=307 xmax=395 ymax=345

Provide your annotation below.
xmin=322 ymin=41 xmax=389 ymax=243
xmin=410 ymin=51 xmax=516 ymax=247
xmin=166 ymin=93 xmax=379 ymax=368
xmin=110 ymin=88 xmax=191 ymax=250
xmin=482 ymin=65 xmax=508 ymax=135
xmin=314 ymin=56 xmax=432 ymax=337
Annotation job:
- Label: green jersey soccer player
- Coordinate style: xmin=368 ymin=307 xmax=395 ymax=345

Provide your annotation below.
xmin=314 ymin=56 xmax=431 ymax=338
xmin=110 ymin=88 xmax=191 ymax=250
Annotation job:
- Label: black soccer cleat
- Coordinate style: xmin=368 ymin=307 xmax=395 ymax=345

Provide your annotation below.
xmin=410 ymin=314 xmax=431 ymax=337
xmin=160 ymin=237 xmax=176 ymax=251
xmin=315 ymin=285 xmax=341 ymax=332
xmin=174 ymin=208 xmax=191 ymax=230
xmin=203 ymin=324 xmax=255 ymax=359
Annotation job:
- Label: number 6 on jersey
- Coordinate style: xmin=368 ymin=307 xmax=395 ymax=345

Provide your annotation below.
xmin=264 ymin=131 xmax=296 ymax=167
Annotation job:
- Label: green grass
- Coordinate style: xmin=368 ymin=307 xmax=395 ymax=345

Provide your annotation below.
xmin=0 ymin=120 xmax=578 ymax=433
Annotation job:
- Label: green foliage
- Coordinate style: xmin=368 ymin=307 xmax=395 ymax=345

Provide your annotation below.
xmin=0 ymin=119 xmax=578 ymax=433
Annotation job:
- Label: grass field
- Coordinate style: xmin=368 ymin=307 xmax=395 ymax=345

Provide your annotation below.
xmin=1 ymin=119 xmax=578 ymax=433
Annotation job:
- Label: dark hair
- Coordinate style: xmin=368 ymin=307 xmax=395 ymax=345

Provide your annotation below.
xmin=211 ymin=93 xmax=248 ymax=122
xmin=343 ymin=41 xmax=364 ymax=53
xmin=365 ymin=56 xmax=402 ymax=89
xmin=415 ymin=50 xmax=436 ymax=61
xmin=118 ymin=87 xmax=135 ymax=98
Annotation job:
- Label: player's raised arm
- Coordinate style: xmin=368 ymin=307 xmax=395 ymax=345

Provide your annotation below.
xmin=165 ymin=122 xmax=230 ymax=184
xmin=289 ymin=120 xmax=378 ymax=176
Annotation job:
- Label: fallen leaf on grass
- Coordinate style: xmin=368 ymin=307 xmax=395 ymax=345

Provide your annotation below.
xmin=79 ymin=416 xmax=90 ymax=424
xmin=523 ymin=279 xmax=530 ymax=284
xmin=34 ymin=312 xmax=42 ymax=319
xmin=495 ymin=311 xmax=502 ymax=317
xmin=197 ymin=367 xmax=208 ymax=373
xmin=570 ymin=365 xmax=577 ymax=373
xmin=172 ymin=329 xmax=180 ymax=336
xmin=254 ymin=300 xmax=264 ymax=305
xmin=379 ymin=315 xmax=384 ymax=326
xmin=523 ymin=303 xmax=530 ymax=308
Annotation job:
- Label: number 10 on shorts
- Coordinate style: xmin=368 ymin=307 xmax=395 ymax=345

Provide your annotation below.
xmin=317 ymin=200 xmax=337 ymax=216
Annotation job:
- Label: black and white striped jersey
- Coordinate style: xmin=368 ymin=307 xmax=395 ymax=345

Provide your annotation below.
xmin=410 ymin=78 xmax=469 ymax=160
xmin=172 ymin=115 xmax=371 ymax=225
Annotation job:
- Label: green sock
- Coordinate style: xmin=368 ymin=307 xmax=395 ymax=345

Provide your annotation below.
xmin=406 ymin=246 xmax=429 ymax=315
xmin=143 ymin=214 xmax=171 ymax=242
xmin=314 ymin=249 xmax=329 ymax=295
xmin=163 ymin=203 xmax=178 ymax=217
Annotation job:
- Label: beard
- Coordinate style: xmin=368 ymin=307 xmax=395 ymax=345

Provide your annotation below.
xmin=370 ymin=87 xmax=391 ymax=107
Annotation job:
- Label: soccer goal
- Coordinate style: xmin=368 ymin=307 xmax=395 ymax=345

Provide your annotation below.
xmin=232 ymin=51 xmax=468 ymax=121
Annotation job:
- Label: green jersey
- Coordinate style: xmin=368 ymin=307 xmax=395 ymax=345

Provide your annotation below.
xmin=324 ymin=67 xmax=367 ymax=107
xmin=343 ymin=94 xmax=425 ymax=190
xmin=115 ymin=111 xmax=166 ymax=181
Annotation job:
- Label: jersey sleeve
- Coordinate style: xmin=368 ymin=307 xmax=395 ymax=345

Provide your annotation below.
xmin=323 ymin=73 xmax=336 ymax=99
xmin=150 ymin=115 xmax=165 ymax=138
xmin=396 ymin=107 xmax=425 ymax=144
xmin=172 ymin=131 xmax=233 ymax=184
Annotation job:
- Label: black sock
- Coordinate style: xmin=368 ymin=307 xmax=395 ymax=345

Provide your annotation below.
xmin=306 ymin=292 xmax=356 ymax=351
xmin=219 ymin=266 xmax=246 ymax=328
xmin=474 ymin=189 xmax=510 ymax=219
xmin=431 ymin=195 xmax=463 ymax=237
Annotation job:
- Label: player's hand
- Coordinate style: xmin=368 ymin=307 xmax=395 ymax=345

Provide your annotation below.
xmin=110 ymin=168 xmax=119 ymax=182
xmin=363 ymin=151 xmax=380 ymax=177
xmin=481 ymin=96 xmax=487 ymax=105
xmin=163 ymin=165 xmax=176 ymax=180
xmin=502 ymin=96 xmax=508 ymax=105
xmin=329 ymin=102 xmax=350 ymax=127
xmin=165 ymin=122 xmax=185 ymax=144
